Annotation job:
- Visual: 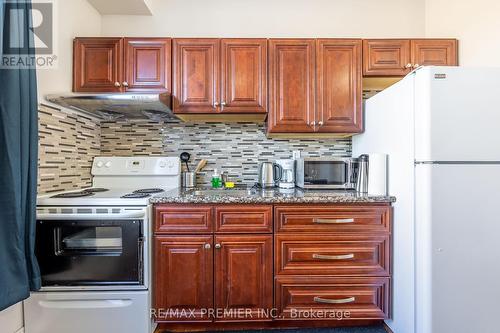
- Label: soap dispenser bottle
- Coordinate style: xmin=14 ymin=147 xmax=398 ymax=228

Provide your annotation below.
xmin=211 ymin=168 xmax=222 ymax=188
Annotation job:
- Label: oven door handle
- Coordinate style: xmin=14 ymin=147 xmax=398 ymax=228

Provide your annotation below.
xmin=38 ymin=299 xmax=133 ymax=309
xmin=36 ymin=212 xmax=146 ymax=220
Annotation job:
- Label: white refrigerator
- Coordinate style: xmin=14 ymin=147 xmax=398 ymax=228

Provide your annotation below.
xmin=353 ymin=66 xmax=500 ymax=333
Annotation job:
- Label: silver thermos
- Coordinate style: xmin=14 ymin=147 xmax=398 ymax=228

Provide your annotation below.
xmin=356 ymin=154 xmax=369 ymax=193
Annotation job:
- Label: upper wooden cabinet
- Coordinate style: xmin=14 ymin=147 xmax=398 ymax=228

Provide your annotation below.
xmin=316 ymin=39 xmax=362 ymax=133
xmin=221 ymin=39 xmax=267 ymax=113
xmin=363 ymin=39 xmax=458 ymax=76
xmin=124 ymin=38 xmax=171 ymax=92
xmin=172 ymin=39 xmax=220 ymax=114
xmin=73 ymin=38 xmax=123 ymax=92
xmin=362 ymin=39 xmax=411 ymax=76
xmin=410 ymin=39 xmax=458 ymax=68
xmin=268 ymin=39 xmax=362 ymax=134
xmin=172 ymin=38 xmax=267 ymax=115
xmin=268 ymin=39 xmax=316 ymax=133
xmin=73 ymin=37 xmax=171 ymax=93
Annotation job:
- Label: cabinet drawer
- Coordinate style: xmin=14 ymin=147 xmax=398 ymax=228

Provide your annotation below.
xmin=274 ymin=205 xmax=391 ymax=233
xmin=275 ymin=234 xmax=390 ymax=276
xmin=215 ymin=205 xmax=272 ymax=233
xmin=155 ymin=205 xmax=213 ymax=234
xmin=275 ymin=276 xmax=390 ymax=320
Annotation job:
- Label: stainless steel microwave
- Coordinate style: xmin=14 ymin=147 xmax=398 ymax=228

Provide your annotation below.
xmin=295 ymin=157 xmax=359 ymax=189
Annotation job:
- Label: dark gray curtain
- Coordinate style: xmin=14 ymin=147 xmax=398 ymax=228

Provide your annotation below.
xmin=0 ymin=0 xmax=41 ymax=311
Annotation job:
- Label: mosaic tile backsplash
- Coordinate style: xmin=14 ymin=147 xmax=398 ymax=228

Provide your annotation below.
xmin=38 ymin=104 xmax=101 ymax=194
xmin=100 ymin=120 xmax=351 ymax=186
xmin=37 ymin=106 xmax=352 ymax=192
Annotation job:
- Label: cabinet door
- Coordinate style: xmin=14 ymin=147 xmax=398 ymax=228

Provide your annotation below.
xmin=268 ymin=39 xmax=316 ymax=133
xmin=220 ymin=39 xmax=267 ymax=113
xmin=411 ymin=39 xmax=458 ymax=67
xmin=154 ymin=236 xmax=213 ymax=322
xmin=172 ymin=39 xmax=220 ymax=113
xmin=316 ymin=39 xmax=362 ymax=133
xmin=124 ymin=38 xmax=171 ymax=92
xmin=363 ymin=39 xmax=411 ymax=76
xmin=214 ymin=235 xmax=273 ymax=321
xmin=73 ymin=38 xmax=123 ymax=92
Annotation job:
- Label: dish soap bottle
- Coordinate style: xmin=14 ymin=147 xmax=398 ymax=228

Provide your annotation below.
xmin=211 ymin=168 xmax=222 ymax=188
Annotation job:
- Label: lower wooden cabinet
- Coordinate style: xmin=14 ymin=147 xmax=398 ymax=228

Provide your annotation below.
xmin=153 ymin=209 xmax=274 ymax=323
xmin=275 ymin=276 xmax=390 ymax=320
xmin=153 ymin=203 xmax=392 ymax=327
xmin=215 ymin=235 xmax=273 ymax=320
xmin=154 ymin=236 xmax=213 ymax=322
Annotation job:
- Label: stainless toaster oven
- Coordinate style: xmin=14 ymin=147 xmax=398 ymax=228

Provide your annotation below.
xmin=295 ymin=157 xmax=359 ymax=189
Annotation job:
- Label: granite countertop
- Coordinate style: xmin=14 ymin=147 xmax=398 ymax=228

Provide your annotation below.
xmin=150 ymin=186 xmax=396 ymax=204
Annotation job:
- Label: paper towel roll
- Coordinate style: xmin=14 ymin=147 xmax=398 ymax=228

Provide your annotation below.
xmin=367 ymin=153 xmax=388 ymax=196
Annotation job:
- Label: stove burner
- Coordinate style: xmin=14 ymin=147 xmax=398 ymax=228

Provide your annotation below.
xmin=121 ymin=193 xmax=151 ymax=199
xmin=133 ymin=188 xmax=165 ymax=194
xmin=86 ymin=188 xmax=109 ymax=193
xmin=51 ymin=190 xmax=95 ymax=198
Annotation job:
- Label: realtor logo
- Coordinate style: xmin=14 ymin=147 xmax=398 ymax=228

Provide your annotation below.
xmin=1 ymin=0 xmax=57 ymax=69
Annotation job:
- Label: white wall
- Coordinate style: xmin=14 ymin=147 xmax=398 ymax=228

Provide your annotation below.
xmin=0 ymin=303 xmax=24 ymax=333
xmin=425 ymin=0 xmax=500 ymax=65
xmin=101 ymin=0 xmax=425 ymax=38
xmin=37 ymin=0 xmax=102 ymax=99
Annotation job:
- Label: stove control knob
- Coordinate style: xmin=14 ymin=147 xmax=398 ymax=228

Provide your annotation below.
xmin=96 ymin=161 xmax=104 ymax=168
xmin=159 ymin=160 xmax=167 ymax=168
xmin=167 ymin=161 xmax=175 ymax=168
xmin=104 ymin=161 xmax=112 ymax=168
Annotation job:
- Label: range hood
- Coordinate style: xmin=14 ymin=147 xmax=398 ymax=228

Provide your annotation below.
xmin=45 ymin=93 xmax=178 ymax=121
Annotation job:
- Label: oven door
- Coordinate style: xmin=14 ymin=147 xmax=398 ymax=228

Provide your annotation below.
xmin=36 ymin=219 xmax=143 ymax=288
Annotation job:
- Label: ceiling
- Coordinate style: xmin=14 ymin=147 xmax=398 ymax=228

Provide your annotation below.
xmin=86 ymin=0 xmax=152 ymax=15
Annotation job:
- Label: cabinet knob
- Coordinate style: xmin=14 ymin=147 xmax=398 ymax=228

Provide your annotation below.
xmin=318 ymin=121 xmax=324 ymax=126
xmin=122 ymin=81 xmax=129 ymax=87
xmin=221 ymin=102 xmax=226 ymax=106
xmin=215 ymin=243 xmax=221 ymax=249
xmin=413 ymin=63 xmax=420 ymax=69
xmin=114 ymin=82 xmax=121 ymax=87
xmin=204 ymin=243 xmax=211 ymax=250
xmin=214 ymin=102 xmax=219 ymax=107
xmin=405 ymin=63 xmax=412 ymax=69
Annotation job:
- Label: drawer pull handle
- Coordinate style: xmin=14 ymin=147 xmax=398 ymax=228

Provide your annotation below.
xmin=312 ymin=253 xmax=355 ymax=260
xmin=313 ymin=218 xmax=354 ymax=224
xmin=313 ymin=296 xmax=356 ymax=304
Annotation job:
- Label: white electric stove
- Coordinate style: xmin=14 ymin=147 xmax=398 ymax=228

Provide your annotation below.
xmin=37 ymin=156 xmax=181 ymax=207
xmin=26 ymin=156 xmax=181 ymax=333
